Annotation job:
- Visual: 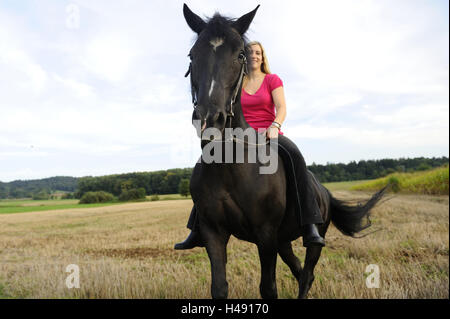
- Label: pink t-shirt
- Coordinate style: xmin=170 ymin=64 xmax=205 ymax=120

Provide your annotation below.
xmin=241 ymin=73 xmax=284 ymax=134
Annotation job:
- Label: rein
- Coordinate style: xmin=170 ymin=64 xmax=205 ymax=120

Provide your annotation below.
xmin=204 ymin=135 xmax=269 ymax=146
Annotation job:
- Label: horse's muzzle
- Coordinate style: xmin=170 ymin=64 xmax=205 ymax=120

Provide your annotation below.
xmin=206 ymin=110 xmax=226 ymax=131
xmin=192 ymin=108 xmax=227 ymax=138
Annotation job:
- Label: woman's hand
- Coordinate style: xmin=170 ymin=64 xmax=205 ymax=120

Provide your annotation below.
xmin=266 ymin=126 xmax=279 ymax=139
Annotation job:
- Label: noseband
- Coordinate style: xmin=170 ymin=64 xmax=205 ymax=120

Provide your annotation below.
xmin=185 ymin=49 xmax=248 ymax=128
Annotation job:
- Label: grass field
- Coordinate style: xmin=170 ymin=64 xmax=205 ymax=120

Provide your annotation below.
xmin=148 ymin=194 xmax=192 ymax=201
xmin=323 ymin=180 xmax=372 ymax=191
xmin=0 ymin=181 xmax=367 ymax=215
xmin=0 ymin=187 xmax=448 ymax=299
xmin=0 ymin=180 xmax=379 ymax=215
xmin=0 ymin=199 xmax=124 ymax=215
xmin=352 ymin=166 xmax=449 ymax=195
xmin=0 ymin=194 xmax=192 ymax=215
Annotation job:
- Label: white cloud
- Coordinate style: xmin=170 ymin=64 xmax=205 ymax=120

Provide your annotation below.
xmin=287 ymin=100 xmax=449 ymax=151
xmin=0 ymin=151 xmax=49 ymax=159
xmin=359 ymin=103 xmax=448 ymax=128
xmin=81 ymin=33 xmax=142 ymax=83
xmin=0 ymin=28 xmax=48 ymax=95
xmin=274 ymin=0 xmax=449 ymax=96
xmin=0 ymin=0 xmax=448 ymax=181
xmin=52 ymin=74 xmax=95 ymax=98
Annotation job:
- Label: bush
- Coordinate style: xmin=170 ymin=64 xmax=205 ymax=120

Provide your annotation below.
xmin=150 ymin=194 xmax=160 ymax=201
xmin=32 ymin=191 xmax=50 ymax=200
xmin=417 ymin=163 xmax=432 ymax=171
xmin=119 ymin=188 xmax=146 ymax=202
xmin=388 ymin=176 xmax=400 ymax=193
xmin=61 ymin=193 xmax=75 ymax=199
xmin=79 ymin=191 xmax=114 ymax=204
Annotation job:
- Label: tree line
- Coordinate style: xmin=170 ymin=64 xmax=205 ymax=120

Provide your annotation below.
xmin=0 ymin=176 xmax=77 ymax=199
xmin=308 ymin=156 xmax=448 ymax=183
xmin=0 ymin=157 xmax=447 ymax=199
xmin=74 ymin=168 xmax=193 ymax=199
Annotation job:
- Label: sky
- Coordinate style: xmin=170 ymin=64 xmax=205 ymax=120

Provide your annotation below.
xmin=0 ymin=0 xmax=448 ymax=182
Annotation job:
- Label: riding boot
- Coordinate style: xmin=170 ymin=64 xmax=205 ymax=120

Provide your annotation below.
xmin=302 ymin=224 xmax=325 ymax=247
xmin=174 ymin=230 xmax=204 ymax=250
xmin=276 ymin=135 xmax=326 ymax=247
xmin=174 ymin=205 xmax=204 ymax=250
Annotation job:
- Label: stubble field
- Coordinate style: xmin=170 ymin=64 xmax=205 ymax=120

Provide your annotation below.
xmin=0 ymin=190 xmax=448 ymax=299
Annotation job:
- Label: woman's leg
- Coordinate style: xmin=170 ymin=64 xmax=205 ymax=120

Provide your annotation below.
xmin=186 ymin=205 xmax=198 ymax=231
xmin=277 ymin=134 xmax=325 ymax=247
xmin=174 ymin=205 xmax=204 ymax=250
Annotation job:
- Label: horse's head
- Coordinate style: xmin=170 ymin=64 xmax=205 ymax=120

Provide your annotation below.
xmin=183 ymin=4 xmax=259 ymax=137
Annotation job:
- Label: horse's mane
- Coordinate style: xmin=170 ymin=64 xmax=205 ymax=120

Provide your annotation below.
xmin=200 ymin=13 xmax=249 ymax=49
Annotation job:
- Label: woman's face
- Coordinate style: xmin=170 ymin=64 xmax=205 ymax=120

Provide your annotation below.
xmin=247 ymin=44 xmax=263 ymax=71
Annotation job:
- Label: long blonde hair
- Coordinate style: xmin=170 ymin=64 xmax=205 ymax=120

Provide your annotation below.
xmin=242 ymin=41 xmax=271 ymax=88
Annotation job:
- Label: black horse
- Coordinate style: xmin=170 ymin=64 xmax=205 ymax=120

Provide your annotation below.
xmin=182 ymin=4 xmax=385 ymax=299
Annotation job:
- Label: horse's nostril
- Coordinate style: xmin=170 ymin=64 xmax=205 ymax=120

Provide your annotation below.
xmin=207 ymin=111 xmax=226 ymax=128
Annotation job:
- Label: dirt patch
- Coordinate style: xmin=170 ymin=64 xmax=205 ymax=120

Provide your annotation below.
xmin=84 ymin=247 xmax=191 ymax=260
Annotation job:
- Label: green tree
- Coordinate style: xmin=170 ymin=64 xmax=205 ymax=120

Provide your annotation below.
xmin=120 ymin=180 xmax=133 ymax=193
xmin=32 ymin=190 xmax=50 ymax=200
xmin=417 ymin=162 xmax=432 ymax=171
xmin=79 ymin=191 xmax=114 ymax=204
xmin=119 ymin=188 xmax=146 ymax=202
xmin=179 ymin=179 xmax=190 ymax=197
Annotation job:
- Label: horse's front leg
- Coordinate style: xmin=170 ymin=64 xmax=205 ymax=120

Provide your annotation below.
xmin=201 ymin=225 xmax=230 ymax=299
xmin=256 ymin=228 xmax=279 ymax=299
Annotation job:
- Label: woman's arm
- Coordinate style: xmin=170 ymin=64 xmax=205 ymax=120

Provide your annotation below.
xmin=272 ymin=86 xmax=287 ymax=125
xmin=266 ymin=86 xmax=287 ymax=139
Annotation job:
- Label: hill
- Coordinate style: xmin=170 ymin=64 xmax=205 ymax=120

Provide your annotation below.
xmin=351 ymin=165 xmax=449 ymax=195
xmin=0 ymin=176 xmax=78 ymax=199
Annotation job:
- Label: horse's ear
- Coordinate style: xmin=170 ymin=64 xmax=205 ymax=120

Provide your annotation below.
xmin=232 ymin=5 xmax=260 ymax=36
xmin=183 ymin=4 xmax=206 ymax=34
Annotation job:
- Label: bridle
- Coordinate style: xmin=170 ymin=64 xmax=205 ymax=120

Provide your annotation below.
xmin=184 ymin=47 xmax=268 ymax=146
xmin=185 ymin=49 xmax=248 ymax=129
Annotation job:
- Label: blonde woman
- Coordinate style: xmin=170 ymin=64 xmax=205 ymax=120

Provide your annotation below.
xmin=175 ymin=41 xmax=325 ymax=249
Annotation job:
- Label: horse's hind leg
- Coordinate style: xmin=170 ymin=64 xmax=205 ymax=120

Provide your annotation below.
xmin=278 ymin=241 xmax=303 ymax=282
xmin=202 ymin=228 xmax=230 ymax=299
xmin=298 ymin=246 xmax=322 ymax=299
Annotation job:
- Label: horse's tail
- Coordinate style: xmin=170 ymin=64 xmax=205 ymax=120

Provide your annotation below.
xmin=329 ymin=186 xmax=387 ymax=237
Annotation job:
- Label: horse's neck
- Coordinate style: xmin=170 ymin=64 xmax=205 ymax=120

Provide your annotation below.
xmin=230 ymin=98 xmax=251 ymax=130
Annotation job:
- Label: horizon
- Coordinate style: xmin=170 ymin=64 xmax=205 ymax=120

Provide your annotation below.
xmin=1 ymin=154 xmax=448 ymax=183
xmin=0 ymin=0 xmax=448 ymax=182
